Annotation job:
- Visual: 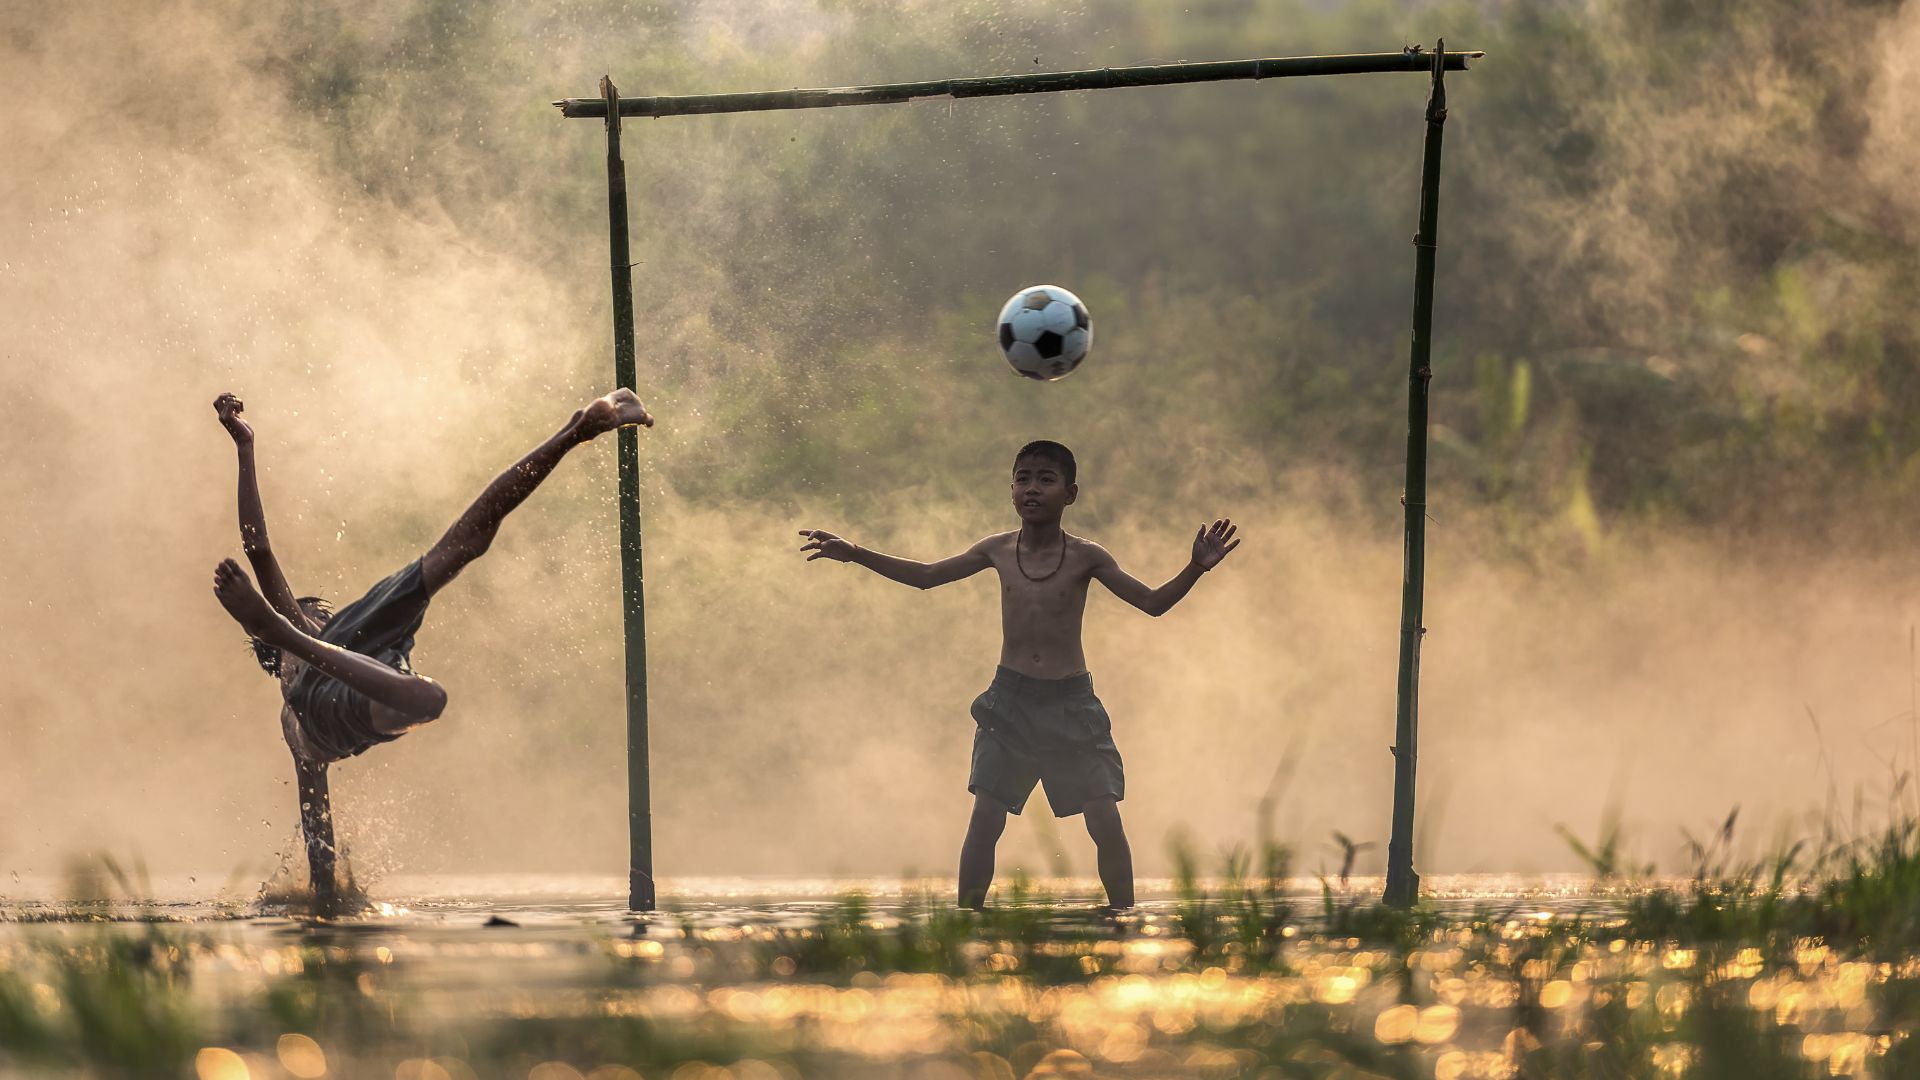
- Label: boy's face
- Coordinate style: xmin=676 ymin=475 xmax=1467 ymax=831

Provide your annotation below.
xmin=1011 ymin=455 xmax=1076 ymax=523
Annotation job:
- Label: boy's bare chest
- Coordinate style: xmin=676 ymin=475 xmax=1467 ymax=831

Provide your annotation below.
xmin=991 ymin=557 xmax=1092 ymax=618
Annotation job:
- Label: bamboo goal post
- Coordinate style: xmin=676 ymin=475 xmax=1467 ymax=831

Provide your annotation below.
xmin=559 ymin=44 xmax=1479 ymax=912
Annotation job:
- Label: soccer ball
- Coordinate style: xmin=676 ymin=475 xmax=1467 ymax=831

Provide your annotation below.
xmin=997 ymin=285 xmax=1091 ymax=381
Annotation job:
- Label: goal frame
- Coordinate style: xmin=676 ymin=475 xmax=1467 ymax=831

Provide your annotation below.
xmin=554 ymin=42 xmax=1478 ymax=912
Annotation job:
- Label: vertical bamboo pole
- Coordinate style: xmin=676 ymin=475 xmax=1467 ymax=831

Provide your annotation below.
xmin=602 ymin=75 xmax=656 ymax=912
xmin=1383 ymin=42 xmax=1447 ymax=910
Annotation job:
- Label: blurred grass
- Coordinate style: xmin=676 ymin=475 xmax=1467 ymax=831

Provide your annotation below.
xmin=7 ymin=812 xmax=1920 ymax=1077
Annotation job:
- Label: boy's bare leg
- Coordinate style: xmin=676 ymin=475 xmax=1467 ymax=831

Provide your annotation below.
xmin=1083 ymin=797 xmax=1135 ymax=910
xmin=214 ymin=559 xmax=449 ymax=720
xmin=420 ymin=388 xmax=653 ymax=595
xmin=958 ymin=793 xmax=1011 ymax=910
xmin=295 ymin=760 xmax=339 ymax=914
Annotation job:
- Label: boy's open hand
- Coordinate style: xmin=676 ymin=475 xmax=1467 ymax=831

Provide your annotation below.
xmin=214 ymin=393 xmax=253 ymax=446
xmin=1192 ymin=518 xmax=1241 ymax=570
xmin=798 ymin=529 xmax=857 ymax=562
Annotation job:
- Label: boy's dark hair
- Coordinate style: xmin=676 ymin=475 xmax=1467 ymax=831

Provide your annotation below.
xmin=1014 ymin=440 xmax=1076 ymax=486
xmin=250 ymin=596 xmax=334 ymax=677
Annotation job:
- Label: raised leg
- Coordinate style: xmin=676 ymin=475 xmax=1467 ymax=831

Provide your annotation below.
xmin=215 ymin=559 xmax=448 ymax=720
xmin=958 ymin=793 xmax=1011 ymax=910
xmin=420 ymin=388 xmax=653 ymax=595
xmin=1082 ymin=797 xmax=1135 ymax=910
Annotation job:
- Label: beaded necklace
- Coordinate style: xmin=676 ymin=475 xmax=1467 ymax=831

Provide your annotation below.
xmin=1016 ymin=528 xmax=1067 ymax=582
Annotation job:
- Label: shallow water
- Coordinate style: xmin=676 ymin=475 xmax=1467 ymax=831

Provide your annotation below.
xmin=2 ymin=876 xmax=1900 ymax=1079
xmin=1 ymin=872 xmax=1615 ymax=926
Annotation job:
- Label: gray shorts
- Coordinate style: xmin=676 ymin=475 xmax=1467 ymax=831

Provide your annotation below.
xmin=968 ymin=667 xmax=1125 ymax=817
xmin=287 ymin=558 xmax=431 ymax=761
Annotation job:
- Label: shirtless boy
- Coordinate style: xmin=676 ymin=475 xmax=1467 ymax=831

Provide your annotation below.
xmin=799 ymin=441 xmax=1240 ymax=910
xmin=211 ymin=388 xmax=653 ymax=909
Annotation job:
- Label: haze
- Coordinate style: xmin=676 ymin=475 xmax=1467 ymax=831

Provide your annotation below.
xmin=4 ymin=0 xmax=1919 ymax=891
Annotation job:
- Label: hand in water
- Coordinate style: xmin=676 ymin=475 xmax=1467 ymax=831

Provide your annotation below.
xmin=798 ymin=529 xmax=857 ymax=562
xmin=214 ymin=392 xmax=253 ymax=446
xmin=1192 ymin=518 xmax=1241 ymax=570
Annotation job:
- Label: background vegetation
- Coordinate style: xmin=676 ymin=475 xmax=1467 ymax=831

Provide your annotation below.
xmin=5 ymin=0 xmax=1919 ymax=878
xmin=255 ymin=0 xmax=1920 ymax=546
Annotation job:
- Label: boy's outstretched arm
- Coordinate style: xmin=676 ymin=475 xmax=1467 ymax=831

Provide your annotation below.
xmin=215 ymin=393 xmax=316 ymax=634
xmin=798 ymin=529 xmax=993 ymax=590
xmin=1092 ymin=518 xmax=1241 ymax=617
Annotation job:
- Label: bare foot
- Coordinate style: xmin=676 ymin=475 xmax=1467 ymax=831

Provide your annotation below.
xmin=213 ymin=558 xmax=293 ymax=644
xmin=577 ymin=388 xmax=654 ymax=440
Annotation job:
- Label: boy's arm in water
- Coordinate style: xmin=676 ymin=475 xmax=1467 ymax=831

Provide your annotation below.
xmin=215 ymin=393 xmax=316 ymax=634
xmin=1090 ymin=518 xmax=1242 ymax=616
xmin=798 ymin=529 xmax=995 ymax=590
xmin=294 ymin=757 xmax=339 ymax=912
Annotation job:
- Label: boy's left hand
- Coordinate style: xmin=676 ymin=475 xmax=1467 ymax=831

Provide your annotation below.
xmin=1192 ymin=518 xmax=1240 ymax=570
xmin=799 ymin=529 xmax=857 ymax=562
xmin=214 ymin=392 xmax=253 ymax=445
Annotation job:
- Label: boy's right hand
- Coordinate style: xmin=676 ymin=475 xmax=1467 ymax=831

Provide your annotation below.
xmin=798 ymin=529 xmax=857 ymax=562
xmin=214 ymin=393 xmax=253 ymax=446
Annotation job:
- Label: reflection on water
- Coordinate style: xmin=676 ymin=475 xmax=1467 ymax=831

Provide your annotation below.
xmin=0 ymin=876 xmax=1912 ymax=1077
xmin=0 ymin=873 xmax=1611 ymax=924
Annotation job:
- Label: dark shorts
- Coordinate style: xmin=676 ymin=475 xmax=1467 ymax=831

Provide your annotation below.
xmin=288 ymin=558 xmax=432 ymax=761
xmin=968 ymin=667 xmax=1125 ymax=817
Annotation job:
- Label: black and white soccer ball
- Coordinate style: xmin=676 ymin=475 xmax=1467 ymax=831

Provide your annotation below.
xmin=996 ymin=285 xmax=1091 ymax=381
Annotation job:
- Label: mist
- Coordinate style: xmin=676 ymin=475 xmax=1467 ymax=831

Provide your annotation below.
xmin=4 ymin=0 xmax=1920 ymax=892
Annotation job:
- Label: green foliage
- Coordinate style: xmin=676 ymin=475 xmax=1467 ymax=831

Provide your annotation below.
xmin=224 ymin=0 xmax=1920 ymax=543
xmin=0 ymin=929 xmax=201 ymax=1073
xmin=1551 ymin=800 xmax=1920 ymax=962
xmin=1554 ymin=811 xmax=1656 ymax=882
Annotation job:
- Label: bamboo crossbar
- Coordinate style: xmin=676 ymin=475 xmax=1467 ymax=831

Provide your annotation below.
xmin=556 ymin=49 xmax=1480 ymax=118
xmin=561 ymin=40 xmax=1478 ymax=912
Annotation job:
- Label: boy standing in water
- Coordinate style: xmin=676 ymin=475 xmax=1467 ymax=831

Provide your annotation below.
xmin=800 ymin=441 xmax=1240 ymax=910
xmin=211 ymin=388 xmax=653 ymax=910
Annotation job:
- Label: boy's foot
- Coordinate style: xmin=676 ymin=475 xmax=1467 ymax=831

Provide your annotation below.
xmin=213 ymin=559 xmax=293 ymax=644
xmin=577 ymin=388 xmax=654 ymax=440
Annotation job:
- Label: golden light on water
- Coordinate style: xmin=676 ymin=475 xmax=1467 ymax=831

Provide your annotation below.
xmin=1650 ymin=1044 xmax=1696 ymax=1075
xmin=393 ymin=1059 xmax=457 ymax=1080
xmin=194 ymin=1048 xmax=249 ymax=1080
xmin=274 ymin=1034 xmax=326 ymax=1079
xmin=8 ymin=909 xmax=1920 ymax=1077
xmin=1413 ymin=1004 xmax=1461 ymax=1044
xmin=1373 ymin=1003 xmax=1417 ymax=1043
